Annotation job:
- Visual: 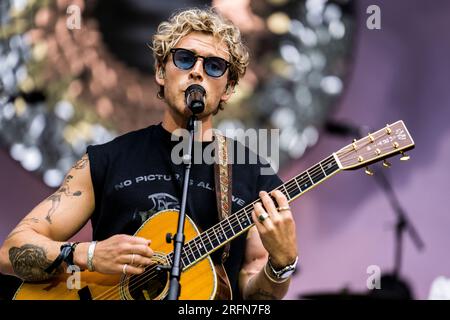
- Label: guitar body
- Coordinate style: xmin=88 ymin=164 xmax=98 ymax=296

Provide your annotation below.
xmin=14 ymin=210 xmax=232 ymax=300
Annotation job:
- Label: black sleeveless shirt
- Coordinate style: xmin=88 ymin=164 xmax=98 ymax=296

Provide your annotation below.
xmin=86 ymin=123 xmax=282 ymax=299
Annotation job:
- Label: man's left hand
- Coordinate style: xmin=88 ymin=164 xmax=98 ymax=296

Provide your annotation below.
xmin=251 ymin=190 xmax=298 ymax=267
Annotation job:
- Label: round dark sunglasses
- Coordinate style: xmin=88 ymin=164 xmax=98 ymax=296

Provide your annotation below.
xmin=170 ymin=48 xmax=230 ymax=78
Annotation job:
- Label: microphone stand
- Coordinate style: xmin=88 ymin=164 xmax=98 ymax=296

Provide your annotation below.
xmin=166 ymin=114 xmax=197 ymax=300
xmin=372 ymin=168 xmax=424 ymax=277
xmin=364 ymin=167 xmax=424 ymax=299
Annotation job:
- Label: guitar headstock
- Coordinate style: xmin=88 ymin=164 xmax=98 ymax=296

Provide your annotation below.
xmin=335 ymin=120 xmax=415 ymax=171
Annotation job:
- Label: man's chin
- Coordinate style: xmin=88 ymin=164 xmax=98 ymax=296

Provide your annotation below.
xmin=170 ymin=104 xmax=191 ymax=118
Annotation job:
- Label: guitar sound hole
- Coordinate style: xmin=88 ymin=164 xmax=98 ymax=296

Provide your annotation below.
xmin=127 ymin=266 xmax=169 ymax=300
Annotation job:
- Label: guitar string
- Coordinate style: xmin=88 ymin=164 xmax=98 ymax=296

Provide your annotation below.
xmin=96 ymin=137 xmax=390 ymax=298
xmin=100 ymin=148 xmax=365 ymax=299
xmin=93 ymin=155 xmax=341 ymax=299
xmin=98 ymin=144 xmax=377 ymax=300
xmin=93 ymin=155 xmax=343 ymax=299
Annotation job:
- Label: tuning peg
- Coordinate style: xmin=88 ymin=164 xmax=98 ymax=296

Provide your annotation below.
xmin=368 ymin=133 xmax=375 ymax=143
xmin=365 ymin=166 xmax=374 ymax=176
xmin=385 ymin=124 xmax=392 ymax=135
xmin=399 ymin=151 xmax=410 ymax=161
xmin=352 ymin=139 xmax=357 ymax=150
xmin=382 ymin=160 xmax=391 ymax=168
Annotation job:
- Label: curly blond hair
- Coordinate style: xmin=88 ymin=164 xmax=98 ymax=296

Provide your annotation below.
xmin=151 ymin=8 xmax=249 ymax=100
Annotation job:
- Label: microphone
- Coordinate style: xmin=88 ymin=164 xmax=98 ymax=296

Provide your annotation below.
xmin=185 ymin=84 xmax=205 ymax=115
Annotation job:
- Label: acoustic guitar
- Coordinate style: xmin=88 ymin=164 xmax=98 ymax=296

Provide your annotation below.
xmin=13 ymin=120 xmax=415 ymax=300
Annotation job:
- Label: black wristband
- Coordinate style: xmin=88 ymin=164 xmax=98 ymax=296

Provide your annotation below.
xmin=44 ymin=242 xmax=80 ymax=274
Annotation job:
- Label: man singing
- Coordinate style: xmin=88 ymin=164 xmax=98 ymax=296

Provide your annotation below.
xmin=0 ymin=7 xmax=298 ymax=300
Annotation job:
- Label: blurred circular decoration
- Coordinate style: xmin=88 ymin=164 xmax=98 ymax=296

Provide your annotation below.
xmin=0 ymin=0 xmax=355 ymax=188
xmin=0 ymin=0 xmax=167 ymax=187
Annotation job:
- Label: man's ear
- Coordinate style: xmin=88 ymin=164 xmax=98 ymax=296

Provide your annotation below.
xmin=221 ymin=81 xmax=236 ymax=102
xmin=155 ymin=64 xmax=165 ymax=86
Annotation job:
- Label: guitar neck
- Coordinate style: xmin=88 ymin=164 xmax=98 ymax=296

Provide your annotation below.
xmin=166 ymin=154 xmax=342 ymax=269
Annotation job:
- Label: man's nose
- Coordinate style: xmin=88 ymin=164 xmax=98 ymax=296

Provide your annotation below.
xmin=189 ymin=58 xmax=204 ymax=81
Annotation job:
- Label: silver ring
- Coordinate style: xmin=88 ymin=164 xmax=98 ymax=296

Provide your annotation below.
xmin=277 ymin=206 xmax=290 ymax=212
xmin=122 ymin=264 xmax=128 ymax=275
xmin=131 ymin=253 xmax=135 ymax=265
xmin=258 ymin=212 xmax=269 ymax=222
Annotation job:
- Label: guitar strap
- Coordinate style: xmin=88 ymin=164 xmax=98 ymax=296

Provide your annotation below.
xmin=213 ymin=132 xmax=232 ymax=264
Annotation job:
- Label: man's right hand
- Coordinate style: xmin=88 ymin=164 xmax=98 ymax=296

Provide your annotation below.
xmin=75 ymin=235 xmax=154 ymax=275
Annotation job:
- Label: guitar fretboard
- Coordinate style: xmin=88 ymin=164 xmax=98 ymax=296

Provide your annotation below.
xmin=165 ymin=154 xmax=340 ymax=269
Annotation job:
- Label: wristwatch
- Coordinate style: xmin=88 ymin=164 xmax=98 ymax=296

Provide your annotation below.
xmin=267 ymin=256 xmax=298 ymax=279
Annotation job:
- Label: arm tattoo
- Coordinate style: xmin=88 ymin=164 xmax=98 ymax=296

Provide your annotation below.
xmin=5 ymin=229 xmax=27 ymax=241
xmin=21 ymin=217 xmax=40 ymax=224
xmin=6 ymin=218 xmax=41 ymax=240
xmin=45 ymin=175 xmax=82 ymax=224
xmin=246 ymin=289 xmax=278 ymax=300
xmin=73 ymin=154 xmax=88 ymax=170
xmin=9 ymin=244 xmax=63 ymax=281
